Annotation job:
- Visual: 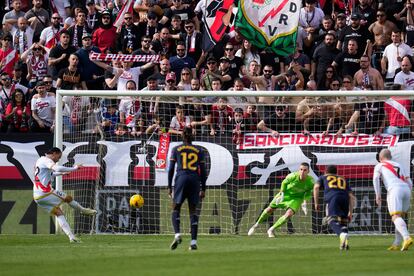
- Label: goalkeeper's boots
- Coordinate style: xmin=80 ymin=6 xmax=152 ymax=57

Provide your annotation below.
xmin=188 ymin=244 xmax=198 ymax=251
xmin=339 ymin=233 xmax=349 ymax=250
xmin=170 ymin=236 xmax=182 ymax=250
xmin=248 ymin=224 xmax=258 ymax=236
xmin=267 ymin=228 xmax=275 ymax=238
xmin=387 ymin=245 xmax=399 ymax=251
xmin=81 ymin=208 xmax=97 ymax=216
xmin=401 ymin=236 xmax=413 ymax=251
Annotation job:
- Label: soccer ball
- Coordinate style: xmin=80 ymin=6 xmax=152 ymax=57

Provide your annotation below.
xmin=130 ymin=194 xmax=144 ymax=209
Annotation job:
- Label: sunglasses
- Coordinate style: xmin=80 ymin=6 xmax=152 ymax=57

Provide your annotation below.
xmin=185 ymin=25 xmax=194 ymax=29
xmin=332 ymin=83 xmax=340 ymax=86
xmin=33 ymin=48 xmax=41 ymax=51
xmin=148 ymin=17 xmax=156 ymax=20
xmin=225 ymin=48 xmax=234 ymax=51
xmin=43 ymin=81 xmax=52 ymax=84
xmin=52 ymin=17 xmax=60 ymax=19
xmin=124 ymin=17 xmax=132 ymax=20
xmin=343 ymin=80 xmax=351 ymax=83
xmin=207 ymin=62 xmax=216 ymax=65
xmin=142 ymin=40 xmax=151 ymax=43
xmin=102 ymin=16 xmax=110 ymax=19
xmin=326 ymin=70 xmax=333 ymax=73
xmin=182 ymin=72 xmax=190 ymax=75
xmin=177 ymin=49 xmax=185 ymax=51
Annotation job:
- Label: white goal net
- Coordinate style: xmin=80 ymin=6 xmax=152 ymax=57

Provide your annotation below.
xmin=55 ymin=90 xmax=414 ymax=235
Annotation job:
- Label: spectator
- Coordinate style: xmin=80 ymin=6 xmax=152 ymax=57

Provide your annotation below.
xmin=340 ymin=75 xmax=359 ymax=91
xmin=56 ymin=53 xmax=87 ymax=90
xmin=235 ymin=39 xmax=261 ymax=67
xmin=160 ymin=0 xmax=200 ymax=31
xmin=116 ymin=12 xmax=140 ymax=54
xmin=311 ymin=32 xmax=340 ymax=82
xmin=244 ymin=104 xmax=260 ymax=132
xmin=92 ymin=10 xmax=117 ymax=53
xmin=62 ymin=86 xmax=90 ymax=133
xmin=0 ymin=33 xmax=19 ymax=77
xmin=281 ymin=43 xmax=310 ymax=76
xmin=30 ymin=81 xmax=55 ymax=132
xmin=232 ymin=107 xmax=247 ymax=145
xmin=85 ymin=0 xmax=101 ymax=31
xmin=190 ymin=78 xmax=201 ymax=91
xmin=24 ymin=0 xmax=50 ymax=42
xmin=299 ymin=0 xmax=325 ymax=35
xmin=118 ymin=80 xmax=145 ymax=136
xmin=337 ymin=13 xmax=373 ymax=56
xmin=68 ymin=9 xmax=92 ymax=49
xmin=104 ymin=59 xmax=123 ymax=90
xmin=201 ymin=56 xmax=219 ymax=90
xmin=169 ymin=104 xmax=191 ymax=135
xmin=171 ymin=19 xmax=204 ymax=68
xmin=332 ymin=39 xmax=361 ymax=77
xmin=20 ymin=42 xmax=50 ymax=88
xmin=354 ymin=55 xmax=384 ymax=89
xmin=258 ymin=104 xmax=296 ymax=137
xmin=177 ymin=67 xmax=192 ymax=90
xmin=383 ymin=96 xmax=414 ymax=136
xmin=48 ymin=30 xmax=77 ymax=80
xmin=169 ymin=41 xmax=196 ymax=80
xmin=210 ymin=97 xmax=233 ymax=136
xmin=137 ymin=11 xmax=161 ymax=44
xmin=11 ymin=17 xmax=35 ymax=56
xmin=131 ymin=35 xmax=157 ymax=89
xmin=151 ymin=27 xmax=175 ymax=57
xmin=296 ymin=97 xmax=327 ymax=134
xmin=169 ymin=14 xmax=184 ymax=35
xmin=4 ymin=88 xmax=30 ymax=133
xmin=12 ymin=62 xmax=29 ymax=87
xmin=368 ymin=8 xmax=396 ymax=69
xmin=394 ymin=55 xmax=414 ymax=90
xmin=317 ymin=65 xmax=337 ymax=90
xmin=75 ymin=33 xmax=103 ymax=89
xmin=0 ymin=72 xmax=29 ymax=107
xmin=334 ymin=13 xmax=347 ymax=38
xmin=2 ymin=0 xmax=26 ymax=32
xmin=381 ymin=29 xmax=413 ymax=82
xmin=223 ymin=42 xmax=244 ymax=77
xmin=39 ymin=13 xmax=63 ymax=50
xmin=343 ymin=96 xmax=385 ymax=135
xmin=353 ymin=0 xmax=376 ymax=26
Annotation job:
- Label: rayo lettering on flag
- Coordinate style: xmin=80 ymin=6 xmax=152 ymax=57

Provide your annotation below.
xmin=235 ymin=0 xmax=300 ymax=56
xmin=239 ymin=133 xmax=399 ymax=149
xmin=155 ymin=133 xmax=170 ymax=170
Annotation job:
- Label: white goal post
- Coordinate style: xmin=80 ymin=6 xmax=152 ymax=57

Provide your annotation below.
xmin=54 ymin=89 xmax=414 ymax=235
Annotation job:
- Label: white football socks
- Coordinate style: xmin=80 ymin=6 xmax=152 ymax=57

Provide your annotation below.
xmin=56 ymin=215 xmax=75 ymax=240
xmin=394 ymin=217 xmax=410 ymax=240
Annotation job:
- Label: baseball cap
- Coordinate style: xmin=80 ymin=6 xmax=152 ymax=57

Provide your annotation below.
xmin=220 ymin=56 xmax=230 ymax=63
xmin=102 ymin=10 xmax=111 ymax=16
xmin=82 ymin=33 xmax=92 ymax=40
xmin=207 ymin=56 xmax=217 ymax=63
xmin=351 ymin=13 xmax=361 ymax=20
xmin=147 ymin=11 xmax=157 ymax=19
xmin=166 ymin=72 xmax=176 ymax=82
xmin=86 ymin=0 xmax=95 ymax=5
xmin=337 ymin=13 xmax=346 ymax=19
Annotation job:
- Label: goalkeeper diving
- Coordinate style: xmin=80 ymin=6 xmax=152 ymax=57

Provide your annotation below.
xmin=248 ymin=162 xmax=315 ymax=237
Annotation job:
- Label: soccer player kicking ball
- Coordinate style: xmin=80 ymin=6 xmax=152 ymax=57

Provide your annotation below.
xmin=373 ymin=149 xmax=413 ymax=251
xmin=168 ymin=127 xmax=207 ymax=250
xmin=34 ymin=147 xmax=97 ymax=243
xmin=248 ymin=162 xmax=314 ymax=237
xmin=313 ymin=165 xmax=356 ymax=250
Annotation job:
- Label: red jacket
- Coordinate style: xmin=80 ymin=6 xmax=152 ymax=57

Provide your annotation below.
xmin=92 ymin=26 xmax=117 ymax=52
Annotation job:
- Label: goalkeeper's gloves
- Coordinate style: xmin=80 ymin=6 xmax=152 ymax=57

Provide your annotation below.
xmin=301 ymin=201 xmax=308 ymax=215
xmin=275 ymin=192 xmax=284 ymax=205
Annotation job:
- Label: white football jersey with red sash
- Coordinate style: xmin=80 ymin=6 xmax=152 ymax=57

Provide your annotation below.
xmin=34 ymin=156 xmax=55 ymax=198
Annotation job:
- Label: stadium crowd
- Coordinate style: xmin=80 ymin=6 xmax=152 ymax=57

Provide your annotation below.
xmin=0 ymin=0 xmax=414 ymax=140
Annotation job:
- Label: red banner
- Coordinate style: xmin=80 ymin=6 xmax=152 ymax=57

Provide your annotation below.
xmin=89 ymin=52 xmax=160 ymax=63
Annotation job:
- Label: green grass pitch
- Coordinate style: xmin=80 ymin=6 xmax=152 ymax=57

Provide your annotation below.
xmin=1 ymin=235 xmax=414 ymax=276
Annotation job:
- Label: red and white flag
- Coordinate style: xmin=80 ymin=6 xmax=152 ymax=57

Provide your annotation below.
xmin=113 ymin=0 xmax=134 ymax=28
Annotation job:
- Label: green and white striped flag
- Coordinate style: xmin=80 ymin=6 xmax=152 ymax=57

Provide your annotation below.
xmin=235 ymin=0 xmax=301 ymax=57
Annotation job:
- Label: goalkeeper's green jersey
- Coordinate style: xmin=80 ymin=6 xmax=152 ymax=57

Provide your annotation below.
xmin=281 ymin=172 xmax=314 ymax=200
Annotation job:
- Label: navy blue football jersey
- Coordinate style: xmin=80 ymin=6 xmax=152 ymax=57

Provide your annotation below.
xmin=170 ymin=144 xmax=205 ymax=175
xmin=317 ymin=174 xmax=352 ymax=202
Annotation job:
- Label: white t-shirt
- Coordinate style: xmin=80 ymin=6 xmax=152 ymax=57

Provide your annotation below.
xmin=119 ymin=97 xmax=141 ymax=127
xmin=31 ymin=94 xmax=56 ymax=125
xmin=169 ymin=115 xmax=191 ymax=130
xmin=0 ymin=83 xmax=29 ymax=103
xmin=298 ymin=7 xmax=325 ymax=29
xmin=54 ymin=0 xmax=71 ymax=21
xmin=383 ymin=43 xmax=413 ymax=78
xmin=373 ymin=160 xmax=412 ymax=196
xmin=34 ymin=156 xmax=55 ymax=197
xmin=40 ymin=26 xmax=61 ymax=48
xmin=117 ymin=67 xmax=142 ymax=91
xmin=394 ymin=71 xmax=414 ymax=90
